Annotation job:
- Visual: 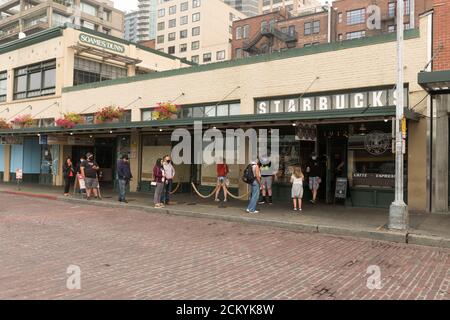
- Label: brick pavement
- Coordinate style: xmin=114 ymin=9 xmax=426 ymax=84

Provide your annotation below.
xmin=0 ymin=194 xmax=448 ymax=300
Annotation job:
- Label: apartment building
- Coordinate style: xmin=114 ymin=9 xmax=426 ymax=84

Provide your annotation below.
xmin=231 ymin=5 xmax=333 ymax=59
xmin=0 ymin=0 xmax=124 ymax=45
xmin=259 ymin=0 xmax=323 ymax=16
xmin=333 ymin=0 xmax=433 ymax=41
xmin=124 ymin=10 xmax=139 ymax=42
xmin=223 ymin=0 xmax=259 ymax=17
xmin=136 ymin=0 xmax=157 ymax=42
xmin=155 ymin=0 xmax=247 ymax=64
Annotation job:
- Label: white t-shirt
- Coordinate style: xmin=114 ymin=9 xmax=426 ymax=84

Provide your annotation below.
xmin=291 ymin=176 xmax=304 ymax=185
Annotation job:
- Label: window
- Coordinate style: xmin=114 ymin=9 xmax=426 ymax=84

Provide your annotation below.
xmin=181 ymin=2 xmax=188 ymax=11
xmin=338 ymin=13 xmax=343 ymax=23
xmin=13 ymin=60 xmax=56 ymax=100
xmin=191 ymin=41 xmax=200 ymax=50
xmin=313 ymin=21 xmax=320 ymax=34
xmin=216 ymin=50 xmax=225 ymax=61
xmin=180 ymin=43 xmax=187 ymax=53
xmin=288 ymin=25 xmax=295 ymax=36
xmin=203 ymin=53 xmax=211 ymax=63
xmin=180 ymin=15 xmax=188 ymax=25
xmin=192 ymin=26 xmax=200 ymax=36
xmin=168 ymin=32 xmax=176 ymax=41
xmin=388 ymin=2 xmax=396 ymax=17
xmin=73 ymin=57 xmax=126 ymax=86
xmin=180 ymin=102 xmax=240 ymax=119
xmin=0 ymin=71 xmax=6 ymax=102
xmin=82 ymin=20 xmax=95 ymax=30
xmin=180 ymin=29 xmax=188 ymax=38
xmin=346 ymin=30 xmax=366 ymax=40
xmin=192 ymin=12 xmax=200 ymax=22
xmin=169 ymin=19 xmax=176 ymax=28
xmin=338 ymin=34 xmax=343 ymax=41
xmin=304 ymin=22 xmax=312 ymax=35
xmin=158 ymin=8 xmax=165 ymax=17
xmin=347 ymin=8 xmax=366 ymax=25
xmin=169 ymin=5 xmax=177 ymax=15
xmin=193 ymin=0 xmax=201 ymax=8
xmin=191 ymin=55 xmax=199 ymax=64
xmin=388 ymin=25 xmax=396 ymax=33
xmin=404 ymin=22 xmax=411 ymax=30
xmin=168 ymin=46 xmax=175 ymax=54
xmin=81 ymin=2 xmax=97 ymax=16
xmin=388 ymin=1 xmax=411 ymax=17
xmin=235 ymin=48 xmax=243 ymax=59
xmin=157 ymin=35 xmax=164 ymax=44
xmin=243 ymin=25 xmax=250 ymax=39
xmin=235 ymin=26 xmax=242 ymax=40
xmin=157 ymin=21 xmax=165 ymax=31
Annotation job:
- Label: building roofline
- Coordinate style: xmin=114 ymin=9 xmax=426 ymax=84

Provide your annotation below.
xmin=62 ymin=28 xmax=420 ymax=94
xmin=0 ymin=24 xmax=197 ymax=66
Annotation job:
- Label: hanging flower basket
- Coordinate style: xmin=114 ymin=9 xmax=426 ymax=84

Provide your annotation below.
xmin=11 ymin=114 xmax=34 ymax=129
xmin=95 ymin=106 xmax=126 ymax=124
xmin=152 ymin=102 xmax=181 ymax=120
xmin=55 ymin=113 xmax=84 ymax=129
xmin=0 ymin=118 xmax=11 ymax=129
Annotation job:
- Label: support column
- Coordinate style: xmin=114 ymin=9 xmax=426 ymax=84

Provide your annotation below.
xmin=3 ymin=145 xmax=10 ymax=182
xmin=431 ymin=94 xmax=450 ymax=213
xmin=129 ymin=132 xmax=140 ymax=192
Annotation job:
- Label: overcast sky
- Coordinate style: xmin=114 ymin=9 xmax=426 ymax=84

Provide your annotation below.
xmin=112 ymin=0 xmax=330 ymax=13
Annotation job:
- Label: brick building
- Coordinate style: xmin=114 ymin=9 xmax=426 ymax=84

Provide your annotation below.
xmin=231 ymin=0 xmax=433 ymax=59
xmin=232 ymin=6 xmax=333 ymax=59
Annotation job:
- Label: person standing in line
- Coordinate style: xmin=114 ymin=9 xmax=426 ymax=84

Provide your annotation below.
xmin=162 ymin=155 xmax=175 ymax=205
xmin=259 ymin=156 xmax=275 ymax=205
xmin=153 ymin=158 xmax=165 ymax=208
xmin=215 ymin=158 xmax=229 ymax=202
xmin=117 ymin=154 xmax=133 ymax=203
xmin=306 ymin=152 xmax=322 ymax=204
xmin=291 ymin=167 xmax=304 ymax=212
xmin=246 ymin=160 xmax=262 ymax=214
xmin=80 ymin=152 xmax=100 ymax=200
xmin=62 ymin=157 xmax=76 ymax=196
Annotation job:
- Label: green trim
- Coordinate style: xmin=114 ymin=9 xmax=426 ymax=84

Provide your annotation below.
xmin=0 ymin=28 xmax=64 ymax=55
xmin=0 ymin=107 xmax=396 ymax=135
xmin=418 ymin=70 xmax=450 ymax=85
xmin=63 ymin=29 xmax=421 ymax=94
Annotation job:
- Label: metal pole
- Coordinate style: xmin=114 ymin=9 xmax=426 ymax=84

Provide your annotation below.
xmin=389 ymin=0 xmax=409 ymax=230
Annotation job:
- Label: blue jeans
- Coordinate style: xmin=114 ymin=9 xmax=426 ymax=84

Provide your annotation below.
xmin=247 ymin=181 xmax=260 ymax=212
xmin=161 ymin=179 xmax=173 ymax=204
xmin=118 ymin=179 xmax=127 ymax=201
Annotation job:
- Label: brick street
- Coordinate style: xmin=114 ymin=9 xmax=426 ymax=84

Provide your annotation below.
xmin=0 ymin=194 xmax=449 ymax=300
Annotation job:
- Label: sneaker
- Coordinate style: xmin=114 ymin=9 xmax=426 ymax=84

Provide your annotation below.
xmin=224 ymin=199 xmax=228 ymax=202
xmin=250 ymin=210 xmax=260 ymax=214
xmin=215 ymin=199 xmax=220 ymax=202
xmin=310 ymin=200 xmax=316 ymax=204
xmin=294 ymin=208 xmax=298 ymax=211
xmin=246 ymin=209 xmax=250 ymax=213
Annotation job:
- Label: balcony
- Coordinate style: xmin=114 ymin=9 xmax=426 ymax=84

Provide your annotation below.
xmin=243 ymin=23 xmax=298 ymax=53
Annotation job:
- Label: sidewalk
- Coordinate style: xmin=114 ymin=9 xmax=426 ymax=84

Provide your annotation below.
xmin=1 ymin=182 xmax=450 ymax=249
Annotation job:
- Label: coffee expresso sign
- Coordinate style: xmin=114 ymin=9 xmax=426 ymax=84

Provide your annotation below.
xmin=79 ymin=34 xmax=126 ymax=54
xmin=256 ymin=87 xmax=408 ymax=114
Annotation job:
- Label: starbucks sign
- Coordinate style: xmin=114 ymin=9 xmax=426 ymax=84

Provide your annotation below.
xmin=79 ymin=34 xmax=125 ymax=54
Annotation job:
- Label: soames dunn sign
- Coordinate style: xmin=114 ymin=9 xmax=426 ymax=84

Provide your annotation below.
xmin=256 ymin=87 xmax=408 ymax=115
xmin=79 ymin=34 xmax=125 ymax=54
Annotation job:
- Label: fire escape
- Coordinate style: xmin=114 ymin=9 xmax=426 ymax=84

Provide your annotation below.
xmin=243 ymin=20 xmax=298 ymax=55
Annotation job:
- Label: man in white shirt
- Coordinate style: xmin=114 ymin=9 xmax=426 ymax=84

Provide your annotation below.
xmin=162 ymin=155 xmax=176 ymax=205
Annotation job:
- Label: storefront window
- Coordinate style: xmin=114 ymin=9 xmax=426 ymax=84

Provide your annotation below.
xmin=40 ymin=144 xmax=59 ymax=176
xmin=74 ymin=57 xmax=127 ymax=86
xmin=348 ymin=122 xmax=395 ymax=188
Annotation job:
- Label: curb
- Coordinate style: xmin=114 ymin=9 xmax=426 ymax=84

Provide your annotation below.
xmin=3 ymin=190 xmax=450 ymax=249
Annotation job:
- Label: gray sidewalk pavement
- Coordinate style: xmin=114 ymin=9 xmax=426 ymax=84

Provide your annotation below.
xmin=1 ymin=182 xmax=450 ymax=248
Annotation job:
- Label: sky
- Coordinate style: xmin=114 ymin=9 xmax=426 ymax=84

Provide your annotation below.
xmin=112 ymin=0 xmax=331 ymax=13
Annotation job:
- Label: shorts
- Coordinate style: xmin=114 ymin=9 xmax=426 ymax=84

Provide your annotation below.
xmin=85 ymin=177 xmax=99 ymax=189
xmin=261 ymin=176 xmax=273 ymax=190
xmin=309 ymin=177 xmax=321 ymax=191
xmin=292 ymin=184 xmax=304 ymax=199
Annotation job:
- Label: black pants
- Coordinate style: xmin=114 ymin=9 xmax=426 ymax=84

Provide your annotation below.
xmin=64 ymin=176 xmax=74 ymax=194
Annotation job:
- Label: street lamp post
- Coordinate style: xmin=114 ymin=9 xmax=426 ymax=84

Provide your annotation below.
xmin=389 ymin=0 xmax=409 ymax=230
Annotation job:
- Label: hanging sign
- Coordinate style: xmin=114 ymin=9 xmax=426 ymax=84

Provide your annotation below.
xmin=0 ymin=136 xmax=23 ymax=145
xmin=79 ymin=34 xmax=126 ymax=54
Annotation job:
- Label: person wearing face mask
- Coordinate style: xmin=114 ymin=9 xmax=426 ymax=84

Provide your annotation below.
xmin=306 ymin=152 xmax=322 ymax=204
xmin=117 ymin=154 xmax=133 ymax=203
xmin=161 ymin=155 xmax=175 ymax=205
xmin=81 ymin=152 xmax=100 ymax=200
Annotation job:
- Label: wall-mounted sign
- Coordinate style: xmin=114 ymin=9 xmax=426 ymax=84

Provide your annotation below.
xmin=68 ymin=136 xmax=95 ymax=146
xmin=364 ymin=131 xmax=392 ymax=156
xmin=255 ymin=87 xmax=408 ymax=115
xmin=0 ymin=136 xmax=23 ymax=145
xmin=295 ymin=124 xmax=317 ymax=141
xmin=79 ymin=33 xmax=125 ymax=54
xmin=353 ymin=173 xmax=395 ymax=188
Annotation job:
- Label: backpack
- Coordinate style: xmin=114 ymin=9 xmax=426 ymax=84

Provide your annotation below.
xmin=242 ymin=164 xmax=256 ymax=184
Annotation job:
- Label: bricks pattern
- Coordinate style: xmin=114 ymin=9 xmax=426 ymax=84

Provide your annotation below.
xmin=0 ymin=194 xmax=448 ymax=300
xmin=434 ymin=1 xmax=450 ymax=71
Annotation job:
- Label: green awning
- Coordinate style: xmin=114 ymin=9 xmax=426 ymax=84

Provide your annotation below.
xmin=418 ymin=70 xmax=450 ymax=93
